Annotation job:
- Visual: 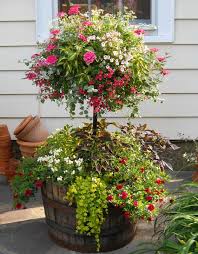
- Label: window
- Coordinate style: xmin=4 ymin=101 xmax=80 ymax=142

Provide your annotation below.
xmin=36 ymin=0 xmax=175 ymax=43
xmin=59 ymin=0 xmax=151 ymax=24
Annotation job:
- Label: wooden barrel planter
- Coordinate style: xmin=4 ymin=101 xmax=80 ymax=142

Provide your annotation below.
xmin=42 ymin=181 xmax=137 ymax=253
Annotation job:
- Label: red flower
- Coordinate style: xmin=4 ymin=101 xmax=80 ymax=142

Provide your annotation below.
xmin=148 ymin=217 xmax=154 ymax=221
xmin=24 ymin=189 xmax=33 ymax=197
xmin=147 ymin=204 xmax=155 ymax=211
xmin=50 ymin=29 xmax=60 ymax=36
xmin=146 ymin=196 xmax=153 ymax=201
xmin=155 ymin=178 xmax=165 ymax=185
xmin=133 ymin=200 xmax=138 ymax=207
xmin=134 ymin=29 xmax=145 ymax=36
xmin=46 ymin=44 xmax=56 ymax=52
xmin=116 ymin=184 xmax=123 ymax=190
xmin=78 ymin=88 xmax=87 ymax=95
xmin=68 ymin=5 xmax=80 ymax=15
xmin=145 ymin=188 xmax=152 ymax=194
xmin=121 ymin=191 xmax=128 ymax=200
xmin=140 ymin=167 xmax=145 ymax=173
xmin=161 ymin=69 xmax=169 ymax=76
xmin=45 ymin=55 xmax=58 ymax=65
xmin=78 ymin=34 xmax=87 ymax=42
xmin=35 ymin=180 xmax=43 ymax=188
xmin=119 ymin=158 xmax=128 ymax=165
xmin=107 ymin=195 xmax=113 ymax=202
xmin=150 ymin=48 xmax=159 ymax=53
xmin=123 ymin=211 xmax=131 ymax=219
xmin=26 ymin=72 xmax=37 ymax=80
xmin=83 ymin=51 xmax=96 ymax=65
xmin=16 ymin=203 xmax=22 ymax=209
xmin=116 ymin=99 xmax=123 ymax=105
xmin=157 ymin=56 xmax=166 ymax=62
xmin=83 ymin=21 xmax=93 ymax=26
xmin=130 ymin=87 xmax=137 ymax=94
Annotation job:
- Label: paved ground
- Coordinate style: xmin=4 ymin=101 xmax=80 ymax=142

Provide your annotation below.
xmin=0 ymin=171 xmax=193 ymax=254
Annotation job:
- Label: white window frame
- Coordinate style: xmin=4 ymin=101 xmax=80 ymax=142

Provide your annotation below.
xmin=36 ymin=0 xmax=175 ymax=44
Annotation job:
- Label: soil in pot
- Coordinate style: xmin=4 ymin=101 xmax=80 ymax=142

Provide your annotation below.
xmin=42 ymin=181 xmax=137 ymax=253
xmin=16 ymin=116 xmax=49 ymax=142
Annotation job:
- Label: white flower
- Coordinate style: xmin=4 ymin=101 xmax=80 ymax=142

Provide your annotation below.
xmin=54 ymin=159 xmax=60 ymax=164
xmin=109 ymin=42 xmax=113 ymax=47
xmin=115 ymin=60 xmax=119 ymax=66
xmin=51 ymin=167 xmax=58 ymax=172
xmin=120 ymin=67 xmax=125 ymax=72
xmin=101 ymin=42 xmax=106 ymax=47
xmin=110 ymin=58 xmax=114 ymax=63
xmin=64 ymin=157 xmax=73 ymax=165
xmin=113 ymin=51 xmax=118 ymax=56
xmin=71 ymin=170 xmax=75 ymax=175
xmin=121 ymin=60 xmax=125 ymax=65
xmin=119 ymin=55 xmax=123 ymax=60
xmin=57 ymin=176 xmax=63 ymax=181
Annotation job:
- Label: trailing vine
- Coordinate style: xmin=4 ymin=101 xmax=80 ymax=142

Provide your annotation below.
xmin=66 ymin=176 xmax=108 ymax=251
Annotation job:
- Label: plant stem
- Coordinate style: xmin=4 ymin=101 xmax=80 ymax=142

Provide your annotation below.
xmin=93 ymin=109 xmax=98 ymax=136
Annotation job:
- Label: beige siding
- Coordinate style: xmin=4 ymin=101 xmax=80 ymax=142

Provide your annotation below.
xmin=0 ymin=0 xmax=198 ymax=140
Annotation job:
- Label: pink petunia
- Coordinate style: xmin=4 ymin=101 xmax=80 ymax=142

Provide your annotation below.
xmin=83 ymin=51 xmax=96 ymax=65
xmin=50 ymin=29 xmax=60 ymax=36
xmin=157 ymin=56 xmax=166 ymax=62
xmin=78 ymin=34 xmax=87 ymax=42
xmin=45 ymin=55 xmax=58 ymax=65
xmin=46 ymin=44 xmax=56 ymax=52
xmin=68 ymin=5 xmax=80 ymax=15
xmin=161 ymin=69 xmax=170 ymax=76
xmin=150 ymin=48 xmax=159 ymax=53
xmin=83 ymin=21 xmax=93 ymax=26
xmin=134 ymin=29 xmax=145 ymax=36
xmin=57 ymin=11 xmax=65 ymax=18
xmin=130 ymin=87 xmax=137 ymax=94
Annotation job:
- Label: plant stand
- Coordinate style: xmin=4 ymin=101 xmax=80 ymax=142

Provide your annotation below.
xmin=42 ymin=181 xmax=137 ymax=253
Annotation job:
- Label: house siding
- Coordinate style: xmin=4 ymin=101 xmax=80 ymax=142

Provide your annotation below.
xmin=0 ymin=0 xmax=198 ymax=140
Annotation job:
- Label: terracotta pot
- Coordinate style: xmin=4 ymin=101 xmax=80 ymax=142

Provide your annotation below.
xmin=6 ymin=158 xmax=20 ymax=182
xmin=0 ymin=161 xmax=9 ymax=175
xmin=17 ymin=139 xmax=45 ymax=157
xmin=16 ymin=116 xmax=49 ymax=142
xmin=0 ymin=124 xmax=10 ymax=136
xmin=192 ymin=171 xmax=198 ymax=182
xmin=14 ymin=115 xmax=33 ymax=136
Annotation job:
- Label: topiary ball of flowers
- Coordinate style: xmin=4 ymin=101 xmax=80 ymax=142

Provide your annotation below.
xmin=12 ymin=120 xmax=172 ymax=251
xmin=25 ymin=6 xmax=169 ymax=117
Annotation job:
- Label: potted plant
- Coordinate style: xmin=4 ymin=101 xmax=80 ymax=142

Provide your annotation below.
xmin=12 ymin=5 xmax=171 ymax=252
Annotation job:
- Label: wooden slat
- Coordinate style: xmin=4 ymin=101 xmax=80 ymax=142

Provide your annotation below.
xmin=0 ymin=71 xmax=38 ymax=94
xmin=0 ymin=22 xmax=36 ymax=46
xmin=0 ymin=95 xmax=38 ymax=117
xmin=40 ymin=94 xmax=198 ymax=118
xmin=0 ymin=47 xmax=36 ymax=70
xmin=176 ymin=0 xmax=198 ymax=19
xmin=175 ymin=20 xmax=198 ymax=44
xmin=0 ymin=0 xmax=35 ymax=21
xmin=160 ymin=70 xmax=198 ymax=94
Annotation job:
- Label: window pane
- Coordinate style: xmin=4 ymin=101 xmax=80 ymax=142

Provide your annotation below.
xmin=59 ymin=0 xmax=151 ymax=21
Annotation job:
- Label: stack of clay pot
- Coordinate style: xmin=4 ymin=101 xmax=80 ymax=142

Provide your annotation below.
xmin=14 ymin=115 xmax=49 ymax=157
xmin=0 ymin=124 xmax=13 ymax=177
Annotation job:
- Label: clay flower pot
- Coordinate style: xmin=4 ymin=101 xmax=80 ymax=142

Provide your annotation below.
xmin=17 ymin=139 xmax=45 ymax=157
xmin=14 ymin=115 xmax=33 ymax=136
xmin=16 ymin=116 xmax=49 ymax=142
xmin=192 ymin=171 xmax=198 ymax=182
xmin=6 ymin=158 xmax=20 ymax=182
xmin=0 ymin=124 xmax=12 ymax=162
xmin=0 ymin=124 xmax=10 ymax=136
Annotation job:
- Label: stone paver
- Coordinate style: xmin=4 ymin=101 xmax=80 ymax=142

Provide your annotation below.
xmin=0 ymin=171 xmax=193 ymax=254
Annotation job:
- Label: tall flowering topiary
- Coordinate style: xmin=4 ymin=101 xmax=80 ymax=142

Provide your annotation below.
xmin=24 ymin=6 xmax=168 ymax=133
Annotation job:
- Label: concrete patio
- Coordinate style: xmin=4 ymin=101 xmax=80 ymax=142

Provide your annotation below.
xmin=0 ymin=171 xmax=193 ymax=254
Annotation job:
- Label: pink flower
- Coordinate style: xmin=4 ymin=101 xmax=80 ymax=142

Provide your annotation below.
xmin=134 ymin=29 xmax=145 ymax=36
xmin=133 ymin=200 xmax=138 ymax=207
xmin=26 ymin=72 xmax=37 ymax=80
xmin=107 ymin=195 xmax=113 ymax=202
xmin=83 ymin=51 xmax=96 ymax=65
xmin=161 ymin=69 xmax=170 ymax=76
xmin=45 ymin=55 xmax=58 ymax=65
xmin=68 ymin=5 xmax=80 ymax=15
xmin=157 ymin=56 xmax=166 ymax=62
xmin=130 ymin=87 xmax=137 ymax=94
xmin=83 ymin=21 xmax=93 ymax=26
xmin=123 ymin=211 xmax=131 ymax=219
xmin=31 ymin=53 xmax=40 ymax=59
xmin=50 ymin=29 xmax=60 ymax=36
xmin=57 ymin=11 xmax=65 ymax=18
xmin=46 ymin=44 xmax=56 ymax=52
xmin=78 ymin=34 xmax=87 ymax=42
xmin=121 ymin=191 xmax=128 ymax=200
xmin=150 ymin=48 xmax=159 ymax=53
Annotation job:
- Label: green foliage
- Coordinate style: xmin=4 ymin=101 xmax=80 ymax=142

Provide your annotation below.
xmin=66 ymin=175 xmax=108 ymax=251
xmin=133 ymin=183 xmax=198 ymax=254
